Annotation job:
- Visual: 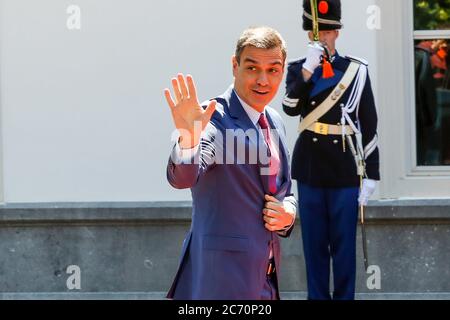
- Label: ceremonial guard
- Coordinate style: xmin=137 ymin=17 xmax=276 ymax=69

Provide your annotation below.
xmin=283 ymin=0 xmax=380 ymax=300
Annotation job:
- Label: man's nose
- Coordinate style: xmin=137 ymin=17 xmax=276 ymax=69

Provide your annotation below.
xmin=257 ymin=71 xmax=269 ymax=86
xmin=318 ymin=32 xmax=327 ymax=43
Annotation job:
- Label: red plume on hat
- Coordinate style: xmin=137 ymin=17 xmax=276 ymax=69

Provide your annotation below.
xmin=319 ymin=1 xmax=329 ymax=14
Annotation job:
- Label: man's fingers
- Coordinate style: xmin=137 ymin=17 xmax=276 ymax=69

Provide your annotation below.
xmin=186 ymin=75 xmax=198 ymax=102
xmin=265 ymin=194 xmax=278 ymax=203
xmin=171 ymin=78 xmax=182 ymax=103
xmin=265 ymin=201 xmax=282 ymax=211
xmin=177 ymin=74 xmax=189 ymax=99
xmin=263 ymin=215 xmax=278 ymax=225
xmin=204 ymin=100 xmax=217 ymax=120
xmin=359 ymin=197 xmax=368 ymax=206
xmin=265 ymin=195 xmax=282 ymax=210
xmin=164 ymin=89 xmax=176 ymax=110
xmin=263 ymin=208 xmax=279 ymax=218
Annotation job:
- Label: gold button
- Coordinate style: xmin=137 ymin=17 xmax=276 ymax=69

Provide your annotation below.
xmin=333 ymin=140 xmax=339 ymax=144
xmin=313 ymin=138 xmax=318 ymax=142
xmin=311 ymin=101 xmax=316 ymax=106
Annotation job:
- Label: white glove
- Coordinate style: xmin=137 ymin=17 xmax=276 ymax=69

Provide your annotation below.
xmin=358 ymin=179 xmax=377 ymax=206
xmin=302 ymin=42 xmax=324 ymax=74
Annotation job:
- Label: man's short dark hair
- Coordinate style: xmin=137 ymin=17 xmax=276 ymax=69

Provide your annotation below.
xmin=235 ymin=26 xmax=287 ymax=64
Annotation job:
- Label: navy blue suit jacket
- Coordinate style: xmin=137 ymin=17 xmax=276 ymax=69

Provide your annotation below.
xmin=166 ymin=87 xmax=296 ymax=300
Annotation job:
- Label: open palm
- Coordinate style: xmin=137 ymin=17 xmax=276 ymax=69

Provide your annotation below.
xmin=164 ymin=74 xmax=216 ymax=148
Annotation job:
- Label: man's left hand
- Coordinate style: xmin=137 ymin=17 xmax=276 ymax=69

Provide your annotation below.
xmin=263 ymin=195 xmax=295 ymax=232
xmin=358 ymin=179 xmax=377 ymax=206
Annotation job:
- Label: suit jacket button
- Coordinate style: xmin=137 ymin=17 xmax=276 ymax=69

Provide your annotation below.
xmin=313 ymin=138 xmax=318 ymax=142
xmin=333 ymin=140 xmax=339 ymax=144
xmin=311 ymin=101 xmax=316 ymax=106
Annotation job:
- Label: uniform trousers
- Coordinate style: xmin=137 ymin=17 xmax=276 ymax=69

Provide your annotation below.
xmin=298 ymin=183 xmax=359 ymax=300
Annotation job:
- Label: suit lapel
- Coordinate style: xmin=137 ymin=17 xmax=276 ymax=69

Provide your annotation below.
xmin=224 ymin=87 xmax=271 ymax=194
xmin=227 ymin=88 xmax=261 ymax=147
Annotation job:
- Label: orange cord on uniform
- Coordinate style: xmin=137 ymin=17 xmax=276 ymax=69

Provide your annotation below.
xmin=322 ymin=56 xmax=335 ymax=78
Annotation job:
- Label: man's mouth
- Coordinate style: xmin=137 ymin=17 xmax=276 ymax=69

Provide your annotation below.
xmin=252 ymin=89 xmax=270 ymax=96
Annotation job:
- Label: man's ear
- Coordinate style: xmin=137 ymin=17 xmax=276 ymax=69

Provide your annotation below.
xmin=307 ymin=31 xmax=314 ymax=41
xmin=232 ymin=55 xmax=238 ymax=77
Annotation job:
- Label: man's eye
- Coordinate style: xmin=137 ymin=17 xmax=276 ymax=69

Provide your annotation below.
xmin=247 ymin=66 xmax=256 ymax=71
xmin=270 ymin=69 xmax=280 ymax=73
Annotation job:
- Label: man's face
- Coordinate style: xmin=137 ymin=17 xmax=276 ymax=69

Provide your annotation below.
xmin=232 ymin=46 xmax=285 ymax=113
xmin=308 ymin=30 xmax=339 ymax=53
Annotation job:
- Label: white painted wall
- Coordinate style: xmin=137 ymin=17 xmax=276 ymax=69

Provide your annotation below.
xmin=0 ymin=0 xmax=378 ymax=202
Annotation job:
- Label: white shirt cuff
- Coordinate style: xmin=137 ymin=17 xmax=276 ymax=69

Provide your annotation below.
xmin=283 ymin=201 xmax=297 ymax=229
xmin=170 ymin=141 xmax=199 ymax=164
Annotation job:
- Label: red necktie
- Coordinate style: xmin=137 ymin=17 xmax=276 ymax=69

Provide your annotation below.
xmin=258 ymin=113 xmax=280 ymax=195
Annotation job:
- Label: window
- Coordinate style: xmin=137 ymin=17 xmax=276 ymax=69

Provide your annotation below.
xmin=413 ymin=0 xmax=450 ymax=166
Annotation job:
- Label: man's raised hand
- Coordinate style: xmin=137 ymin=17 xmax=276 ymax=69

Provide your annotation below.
xmin=164 ymin=74 xmax=216 ymax=149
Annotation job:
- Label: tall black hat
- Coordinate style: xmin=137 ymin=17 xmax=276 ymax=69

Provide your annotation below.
xmin=303 ymin=0 xmax=343 ymax=31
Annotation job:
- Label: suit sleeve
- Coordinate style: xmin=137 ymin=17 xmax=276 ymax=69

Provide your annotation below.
xmin=282 ymin=60 xmax=315 ymax=117
xmin=166 ymin=114 xmax=219 ymax=189
xmin=358 ymin=71 xmax=380 ymax=181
